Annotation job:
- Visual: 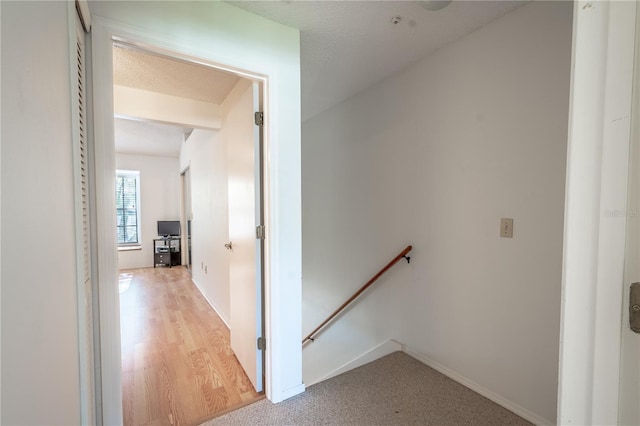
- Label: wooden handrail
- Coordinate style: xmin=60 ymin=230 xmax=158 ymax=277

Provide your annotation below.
xmin=302 ymin=245 xmax=413 ymax=345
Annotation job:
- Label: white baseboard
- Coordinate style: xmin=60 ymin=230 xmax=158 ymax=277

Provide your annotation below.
xmin=191 ymin=277 xmax=230 ymax=328
xmin=399 ymin=343 xmax=553 ymax=426
xmin=306 ymin=339 xmax=402 ymax=387
xmin=273 ymin=383 xmax=306 ymax=403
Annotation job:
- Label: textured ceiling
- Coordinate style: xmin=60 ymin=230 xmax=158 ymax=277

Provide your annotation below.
xmin=229 ymin=0 xmax=527 ymax=120
xmin=113 ymin=45 xmax=240 ymax=104
xmin=112 ymin=46 xmax=235 ymax=157
xmin=113 ymin=1 xmax=528 ymax=156
xmin=114 ymin=118 xmax=189 ymax=157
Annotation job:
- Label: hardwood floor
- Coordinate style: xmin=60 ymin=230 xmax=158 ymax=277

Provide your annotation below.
xmin=120 ymin=266 xmax=262 ymax=426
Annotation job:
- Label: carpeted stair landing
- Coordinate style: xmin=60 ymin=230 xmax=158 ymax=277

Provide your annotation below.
xmin=203 ymin=351 xmax=532 ymax=425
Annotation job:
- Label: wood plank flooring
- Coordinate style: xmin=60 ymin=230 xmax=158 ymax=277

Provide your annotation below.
xmin=120 ymin=266 xmax=262 ymax=426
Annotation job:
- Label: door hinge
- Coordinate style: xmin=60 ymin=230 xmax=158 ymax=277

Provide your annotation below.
xmin=256 ymin=225 xmax=265 ymax=240
xmin=254 ymin=112 xmax=264 ymax=126
xmin=257 ymin=336 xmax=266 ymax=350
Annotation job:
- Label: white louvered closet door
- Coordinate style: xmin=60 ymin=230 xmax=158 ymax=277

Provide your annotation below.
xmin=74 ymin=10 xmax=96 ymax=425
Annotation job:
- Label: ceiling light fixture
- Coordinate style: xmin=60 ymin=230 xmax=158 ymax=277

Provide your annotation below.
xmin=418 ymin=0 xmax=453 ymax=12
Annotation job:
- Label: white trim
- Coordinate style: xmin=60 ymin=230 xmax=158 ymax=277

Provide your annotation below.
xmin=277 ymin=384 xmax=307 ymax=402
xmin=401 ymin=343 xmax=553 ymax=426
xmin=91 ymin=17 xmax=122 ymax=425
xmin=104 ymin=18 xmax=269 ymax=82
xmin=179 ymin=166 xmax=190 ymax=267
xmin=590 ymin=1 xmax=636 ymax=422
xmin=115 ymin=169 xmax=141 ymax=247
xmin=76 ymin=0 xmax=91 ymax=32
xmin=117 ymin=245 xmax=141 ymax=252
xmin=619 ymin=5 xmax=640 ymax=424
xmin=0 ymin=1 xmax=3 ymax=420
xmin=557 ymin=1 xmax=637 ymax=424
xmin=306 ymin=339 xmax=402 ymax=387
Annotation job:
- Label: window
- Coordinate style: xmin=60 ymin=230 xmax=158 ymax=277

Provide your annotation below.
xmin=116 ymin=170 xmax=140 ymax=245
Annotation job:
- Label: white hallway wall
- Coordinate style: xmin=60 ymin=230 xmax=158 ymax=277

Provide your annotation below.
xmin=180 ymin=128 xmax=231 ymax=323
xmin=178 ymin=79 xmax=254 ymax=328
xmin=116 ymin=153 xmax=181 ymax=270
xmin=1 ymin=1 xmax=81 ymax=424
xmin=302 ymin=2 xmax=571 ymax=424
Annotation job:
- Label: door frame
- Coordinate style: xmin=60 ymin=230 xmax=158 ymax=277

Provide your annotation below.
xmin=180 ymin=166 xmax=192 ymax=272
xmin=558 ymin=1 xmax=638 ymax=424
xmin=619 ymin=4 xmax=640 ymax=422
xmin=90 ymin=17 xmax=280 ymax=423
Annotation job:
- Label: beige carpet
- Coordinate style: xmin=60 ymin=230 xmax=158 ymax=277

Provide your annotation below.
xmin=203 ymin=351 xmax=532 ymax=425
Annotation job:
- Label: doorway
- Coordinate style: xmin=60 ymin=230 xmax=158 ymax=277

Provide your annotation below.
xmin=181 ymin=167 xmax=192 ymax=273
xmin=110 ymin=41 xmax=267 ymax=422
xmin=90 ymin=13 xmax=305 ymax=423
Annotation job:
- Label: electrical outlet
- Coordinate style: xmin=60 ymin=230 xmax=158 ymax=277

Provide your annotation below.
xmin=205 ymin=265 xmax=207 ymax=274
xmin=500 ymin=218 xmax=514 ymax=238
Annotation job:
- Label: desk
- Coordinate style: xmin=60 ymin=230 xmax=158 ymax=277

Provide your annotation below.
xmin=153 ymin=237 xmax=181 ymax=267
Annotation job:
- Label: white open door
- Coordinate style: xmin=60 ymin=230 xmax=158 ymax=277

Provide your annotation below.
xmin=620 ymin=6 xmax=640 ymax=422
xmin=227 ymin=80 xmax=264 ymax=392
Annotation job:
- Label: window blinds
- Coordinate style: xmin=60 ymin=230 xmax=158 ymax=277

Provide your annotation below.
xmin=115 ymin=171 xmax=140 ymax=245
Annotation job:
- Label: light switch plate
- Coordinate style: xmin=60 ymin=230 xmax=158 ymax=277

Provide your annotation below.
xmin=500 ymin=218 xmax=514 ymax=238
